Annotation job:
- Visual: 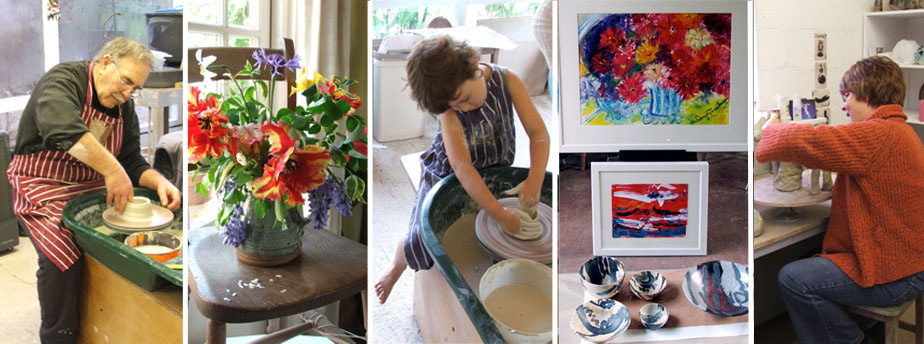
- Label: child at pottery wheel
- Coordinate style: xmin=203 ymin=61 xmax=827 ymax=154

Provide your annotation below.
xmin=756 ymin=55 xmax=924 ymax=343
xmin=375 ymin=36 xmax=550 ymax=303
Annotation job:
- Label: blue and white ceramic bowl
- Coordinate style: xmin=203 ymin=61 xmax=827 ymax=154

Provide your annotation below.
xmin=629 ymin=271 xmax=667 ymax=300
xmin=570 ymin=299 xmax=631 ymax=343
xmin=639 ymin=303 xmax=669 ymax=329
xmin=682 ymin=260 xmax=750 ymax=317
xmin=579 ymin=257 xmax=626 ymax=299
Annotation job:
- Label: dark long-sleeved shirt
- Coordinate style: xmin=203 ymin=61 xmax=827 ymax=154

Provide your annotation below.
xmin=13 ymin=61 xmax=150 ymax=185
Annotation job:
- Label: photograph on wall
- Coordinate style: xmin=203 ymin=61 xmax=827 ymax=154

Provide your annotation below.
xmin=577 ymin=13 xmax=732 ymax=126
xmin=611 ymin=183 xmax=689 ymax=238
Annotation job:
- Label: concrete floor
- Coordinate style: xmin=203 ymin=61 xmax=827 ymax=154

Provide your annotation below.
xmin=0 ymin=237 xmax=41 ymax=344
xmin=369 ymin=93 xmax=554 ymax=343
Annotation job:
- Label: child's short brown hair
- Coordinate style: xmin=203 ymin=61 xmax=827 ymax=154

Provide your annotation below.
xmin=405 ymin=36 xmax=480 ymax=114
xmin=839 ymin=56 xmax=906 ymax=108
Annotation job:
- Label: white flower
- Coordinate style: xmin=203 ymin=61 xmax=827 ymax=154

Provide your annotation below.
xmin=196 ymin=49 xmax=217 ymax=80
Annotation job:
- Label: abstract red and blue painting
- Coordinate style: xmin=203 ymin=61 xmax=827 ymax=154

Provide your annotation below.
xmin=612 ymin=184 xmax=688 ymax=238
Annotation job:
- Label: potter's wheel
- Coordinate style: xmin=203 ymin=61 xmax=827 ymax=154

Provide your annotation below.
xmin=102 ymin=206 xmax=174 ymax=233
xmin=475 ymin=198 xmax=552 ymax=265
xmin=754 ymin=171 xmax=832 ymax=207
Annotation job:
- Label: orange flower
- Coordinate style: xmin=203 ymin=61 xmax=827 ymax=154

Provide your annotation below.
xmin=252 ymin=145 xmax=331 ymax=206
xmin=635 ymin=41 xmax=659 ymax=64
xmin=262 ymin=120 xmax=297 ymax=157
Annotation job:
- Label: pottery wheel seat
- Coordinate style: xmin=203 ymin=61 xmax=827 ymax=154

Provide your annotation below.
xmin=753 ymin=171 xmax=832 ymax=208
xmin=475 ymin=198 xmax=552 ymax=265
xmin=102 ymin=205 xmax=174 ymax=233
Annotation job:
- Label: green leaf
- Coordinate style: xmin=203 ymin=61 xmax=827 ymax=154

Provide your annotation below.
xmin=303 ymin=137 xmax=320 ymax=145
xmin=274 ymin=198 xmax=287 ymax=223
xmin=307 ymin=124 xmax=321 ymax=135
xmin=258 ymin=80 xmax=269 ymax=98
xmin=290 ymin=114 xmax=309 ymax=129
xmin=195 ymin=181 xmax=209 ymax=197
xmin=308 ymin=97 xmax=328 ymax=113
xmin=254 ymin=198 xmax=268 ymax=219
xmin=301 ymin=84 xmax=318 ymax=99
xmin=335 ymin=99 xmax=351 ymax=115
xmin=347 ymin=148 xmax=367 ymax=159
xmin=277 ymin=108 xmax=295 ymax=121
xmin=206 ymin=64 xmax=229 ymax=71
xmin=223 ymin=188 xmax=243 ymax=204
xmin=236 ymin=173 xmax=252 ymax=185
xmin=235 ymin=69 xmax=252 ymax=78
xmin=245 ymin=60 xmax=253 ymax=72
xmin=217 ymin=206 xmax=231 ymax=226
xmin=343 ymin=125 xmax=363 ymax=144
xmin=330 ymin=150 xmax=346 ymax=167
xmin=345 ymin=115 xmax=359 ymax=132
xmin=345 ymin=175 xmax=366 ymax=203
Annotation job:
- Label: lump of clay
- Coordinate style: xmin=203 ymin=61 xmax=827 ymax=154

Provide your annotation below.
xmin=511 ymin=209 xmax=542 ymax=240
xmin=754 ymin=210 xmax=764 ymax=237
xmin=774 ymin=162 xmax=803 ymax=192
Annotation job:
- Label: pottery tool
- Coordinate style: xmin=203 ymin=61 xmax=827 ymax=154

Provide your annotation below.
xmin=475 ymin=198 xmax=552 ymax=264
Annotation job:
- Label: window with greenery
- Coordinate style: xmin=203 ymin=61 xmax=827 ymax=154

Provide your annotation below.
xmin=372 ymin=1 xmax=540 ymax=39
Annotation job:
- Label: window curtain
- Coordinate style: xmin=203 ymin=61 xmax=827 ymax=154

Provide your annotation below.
xmin=271 ymin=0 xmax=368 ymax=335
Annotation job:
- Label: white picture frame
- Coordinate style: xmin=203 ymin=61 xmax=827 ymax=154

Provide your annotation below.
xmin=559 ymin=0 xmax=750 ymax=152
xmin=591 ymin=161 xmax=709 ymax=256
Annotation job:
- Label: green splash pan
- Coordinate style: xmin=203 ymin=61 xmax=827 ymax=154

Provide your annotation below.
xmin=420 ymin=166 xmax=554 ymax=343
xmin=62 ymin=188 xmax=182 ymax=291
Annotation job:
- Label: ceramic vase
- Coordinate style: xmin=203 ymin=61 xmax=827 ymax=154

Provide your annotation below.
xmin=235 ymin=195 xmax=306 ymax=267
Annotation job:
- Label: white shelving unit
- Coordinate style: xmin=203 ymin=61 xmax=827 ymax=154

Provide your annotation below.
xmin=864 ymin=9 xmax=924 ymax=125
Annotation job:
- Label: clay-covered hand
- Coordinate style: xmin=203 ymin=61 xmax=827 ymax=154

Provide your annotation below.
xmin=157 ymin=180 xmax=182 ymax=211
xmin=496 ymin=208 xmax=521 ymax=236
xmin=503 ymin=181 xmax=541 ymax=217
xmin=511 ymin=208 xmax=542 ymax=240
xmin=104 ymin=168 xmax=134 ymax=214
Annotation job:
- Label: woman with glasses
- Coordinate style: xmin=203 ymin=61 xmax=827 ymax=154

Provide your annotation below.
xmin=6 ymin=37 xmax=181 ymax=343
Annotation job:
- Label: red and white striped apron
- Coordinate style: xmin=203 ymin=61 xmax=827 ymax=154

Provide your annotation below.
xmin=7 ymin=62 xmax=124 ymax=272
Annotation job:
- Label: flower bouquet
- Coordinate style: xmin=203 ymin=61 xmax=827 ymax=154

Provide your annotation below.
xmin=189 ymin=49 xmax=367 ymax=265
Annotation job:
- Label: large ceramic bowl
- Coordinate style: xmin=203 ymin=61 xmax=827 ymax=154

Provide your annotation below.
xmin=629 ymin=271 xmax=667 ymax=300
xmin=579 ymin=256 xmax=626 ymax=299
xmin=478 ymin=259 xmax=553 ymax=344
xmin=570 ymin=299 xmax=631 ymax=343
xmin=682 ymin=260 xmax=749 ymax=316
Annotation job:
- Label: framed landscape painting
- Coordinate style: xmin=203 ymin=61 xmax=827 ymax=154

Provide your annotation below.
xmin=591 ymin=161 xmax=708 ymax=256
xmin=559 ymin=0 xmax=749 ymax=152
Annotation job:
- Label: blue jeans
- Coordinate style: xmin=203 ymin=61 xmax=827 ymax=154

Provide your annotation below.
xmin=778 ymin=257 xmax=924 ymax=344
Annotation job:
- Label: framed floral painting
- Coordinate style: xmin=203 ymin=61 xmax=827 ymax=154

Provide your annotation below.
xmin=591 ymin=161 xmax=708 ymax=256
xmin=559 ymin=0 xmax=749 ymax=152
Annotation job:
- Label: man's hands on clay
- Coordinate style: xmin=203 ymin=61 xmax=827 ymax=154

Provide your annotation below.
xmin=156 ymin=179 xmax=181 ymax=211
xmin=104 ymin=168 xmax=134 ymax=214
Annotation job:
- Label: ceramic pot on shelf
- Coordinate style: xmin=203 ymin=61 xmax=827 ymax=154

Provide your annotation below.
xmin=234 ymin=195 xmax=307 ymax=267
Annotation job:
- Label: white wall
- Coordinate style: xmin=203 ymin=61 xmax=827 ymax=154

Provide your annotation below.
xmin=756 ymin=0 xmax=873 ymax=125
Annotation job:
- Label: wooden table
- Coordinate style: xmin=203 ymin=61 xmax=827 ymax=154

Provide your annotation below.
xmin=189 ymin=229 xmax=367 ymax=344
xmin=78 ymin=255 xmax=182 ymax=344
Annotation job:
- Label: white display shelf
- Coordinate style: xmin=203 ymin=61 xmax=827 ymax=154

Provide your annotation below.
xmin=866 ymin=8 xmax=924 ymax=18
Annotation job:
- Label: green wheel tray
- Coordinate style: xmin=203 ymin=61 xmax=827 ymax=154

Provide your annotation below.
xmin=420 ymin=166 xmax=554 ymax=343
xmin=62 ymin=188 xmax=182 ymax=291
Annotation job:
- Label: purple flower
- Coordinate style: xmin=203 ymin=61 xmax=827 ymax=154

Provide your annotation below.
xmin=219 ymin=204 xmax=247 ymax=247
xmin=306 ymin=176 xmax=353 ymax=229
xmin=252 ymin=48 xmax=301 ymax=77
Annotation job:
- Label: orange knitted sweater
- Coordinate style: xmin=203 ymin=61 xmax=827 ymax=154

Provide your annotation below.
xmin=756 ymin=105 xmax=924 ymax=287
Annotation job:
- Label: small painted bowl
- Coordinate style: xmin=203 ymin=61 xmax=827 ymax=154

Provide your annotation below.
xmin=682 ymin=260 xmax=750 ymax=317
xmin=629 ymin=271 xmax=667 ymax=300
xmin=570 ymin=299 xmax=631 ymax=343
xmin=124 ymin=231 xmax=181 ymax=263
xmin=579 ymin=257 xmax=626 ymax=299
xmin=639 ymin=303 xmax=669 ymax=329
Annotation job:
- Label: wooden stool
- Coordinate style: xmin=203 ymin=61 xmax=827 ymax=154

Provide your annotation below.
xmin=845 ymin=294 xmax=924 ymax=344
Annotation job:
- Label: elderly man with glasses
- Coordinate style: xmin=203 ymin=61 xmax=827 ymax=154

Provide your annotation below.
xmin=6 ymin=37 xmax=180 ymax=344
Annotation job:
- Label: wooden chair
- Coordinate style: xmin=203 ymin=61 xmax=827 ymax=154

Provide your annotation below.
xmin=187 ymin=37 xmax=298 ymax=110
xmin=845 ymin=294 xmax=924 ymax=344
